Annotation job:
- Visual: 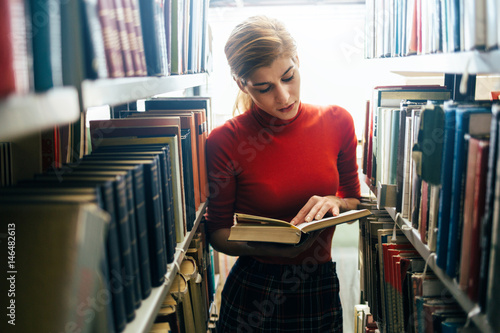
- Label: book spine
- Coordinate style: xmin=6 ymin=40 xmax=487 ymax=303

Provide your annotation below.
xmin=143 ymin=158 xmax=168 ymax=287
xmin=138 ymin=0 xmax=164 ymax=76
xmin=467 ymin=139 xmax=489 ymax=302
xmin=458 ymin=136 xmax=480 ymax=292
xmin=132 ymin=166 xmax=153 ymax=298
xmin=97 ymin=0 xmax=125 ymax=78
xmin=124 ymin=171 xmax=142 ymax=305
xmin=3 ymin=0 xmax=32 ymax=96
xmin=478 ymin=106 xmax=499 ymax=308
xmin=81 ymin=0 xmax=109 ymax=79
xmin=436 ymin=107 xmax=455 ymax=270
xmin=162 ymin=145 xmax=177 ymax=263
xmin=181 ymin=129 xmax=196 ymax=231
xmin=113 ymin=0 xmax=135 ymax=76
xmin=101 ymin=183 xmax=128 ymax=332
xmin=120 ymin=0 xmax=142 ymax=76
xmin=0 ymin=0 xmax=17 ymax=97
xmin=129 ymin=0 xmax=148 ymax=76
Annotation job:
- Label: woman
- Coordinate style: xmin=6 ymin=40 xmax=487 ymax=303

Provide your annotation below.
xmin=204 ymin=15 xmax=361 ymax=332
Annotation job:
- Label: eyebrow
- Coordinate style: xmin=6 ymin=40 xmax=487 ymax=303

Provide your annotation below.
xmin=251 ymin=65 xmax=294 ymax=87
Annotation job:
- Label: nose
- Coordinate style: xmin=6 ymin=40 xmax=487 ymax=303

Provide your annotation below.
xmin=274 ymin=83 xmax=290 ymax=104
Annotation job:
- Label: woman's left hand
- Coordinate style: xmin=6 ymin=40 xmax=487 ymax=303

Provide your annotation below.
xmin=290 ymin=195 xmax=358 ymax=226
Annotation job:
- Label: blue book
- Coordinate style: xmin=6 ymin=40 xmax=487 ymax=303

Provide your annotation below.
xmin=446 ymin=105 xmax=491 ymax=278
xmin=435 ymin=102 xmax=456 ymax=270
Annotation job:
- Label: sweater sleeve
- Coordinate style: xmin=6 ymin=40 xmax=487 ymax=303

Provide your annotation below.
xmin=204 ymin=123 xmax=238 ymax=233
xmin=335 ymin=107 xmax=361 ymax=200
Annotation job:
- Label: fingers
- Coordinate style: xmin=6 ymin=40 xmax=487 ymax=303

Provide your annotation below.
xmin=291 ymin=196 xmax=342 ymax=225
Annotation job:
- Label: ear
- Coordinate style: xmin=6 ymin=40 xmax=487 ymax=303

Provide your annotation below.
xmin=294 ymin=55 xmax=300 ymax=67
xmin=236 ymin=79 xmax=248 ymax=94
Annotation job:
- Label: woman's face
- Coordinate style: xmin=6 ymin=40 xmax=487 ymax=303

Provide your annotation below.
xmin=238 ymin=56 xmax=301 ymax=120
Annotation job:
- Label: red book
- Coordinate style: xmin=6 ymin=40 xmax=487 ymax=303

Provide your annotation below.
xmin=129 ymin=0 xmax=148 ymax=76
xmin=467 ymin=138 xmax=490 ymax=301
xmin=113 ymin=0 xmax=135 ymax=76
xmin=121 ymin=0 xmax=143 ymax=76
xmin=98 ymin=0 xmax=125 ymax=77
xmin=0 ymin=0 xmax=30 ymax=97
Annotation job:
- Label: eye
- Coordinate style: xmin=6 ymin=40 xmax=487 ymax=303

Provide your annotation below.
xmin=282 ymin=74 xmax=294 ymax=82
xmin=258 ymin=86 xmax=271 ymax=93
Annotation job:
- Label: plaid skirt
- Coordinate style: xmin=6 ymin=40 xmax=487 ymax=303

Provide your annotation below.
xmin=216 ymin=256 xmax=342 ymax=333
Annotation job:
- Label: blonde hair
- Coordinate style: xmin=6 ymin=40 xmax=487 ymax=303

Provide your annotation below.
xmin=224 ymin=16 xmax=298 ymax=116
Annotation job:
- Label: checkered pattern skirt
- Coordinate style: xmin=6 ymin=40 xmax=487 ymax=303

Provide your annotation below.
xmin=215 ymin=256 xmax=342 ymax=332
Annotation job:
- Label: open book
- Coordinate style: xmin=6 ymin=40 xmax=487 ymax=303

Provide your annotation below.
xmin=228 ymin=209 xmax=372 ymax=244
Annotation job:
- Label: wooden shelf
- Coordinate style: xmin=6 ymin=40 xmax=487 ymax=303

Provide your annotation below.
xmin=82 ymin=73 xmax=209 ymax=109
xmin=0 ymin=87 xmax=80 ymax=141
xmin=385 ymin=207 xmax=495 ymax=333
xmin=123 ymin=201 xmax=208 ymax=333
xmin=368 ymin=50 xmax=500 ymax=75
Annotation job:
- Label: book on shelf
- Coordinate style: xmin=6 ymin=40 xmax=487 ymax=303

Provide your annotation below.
xmin=169 ymin=272 xmax=196 ymax=333
xmin=78 ymin=154 xmax=171 ymax=278
xmin=0 ymin=0 xmax=32 ymax=97
xmin=124 ymin=110 xmax=202 ymax=211
xmin=0 ymin=201 xmax=111 ymax=333
xmin=97 ymin=0 xmax=125 ymax=77
xmin=138 ymin=0 xmax=168 ymax=76
xmin=144 ymin=96 xmax=213 ymax=141
xmin=113 ymin=0 xmax=136 ymax=77
xmin=365 ymin=0 xmax=498 ymax=56
xmin=486 ymin=104 xmax=500 ymax=331
xmin=150 ymin=321 xmax=172 ymax=333
xmin=458 ymin=135 xmax=489 ymax=296
xmin=32 ymin=172 xmax=141 ymax=322
xmin=365 ymin=86 xmax=450 ymax=189
xmin=89 ymin=118 xmax=190 ymax=243
xmin=180 ymin=256 xmax=207 ymax=333
xmin=156 ymin=293 xmax=181 ymax=332
xmin=29 ymin=0 xmax=64 ymax=90
xmin=227 ymin=209 xmax=372 ymax=245
xmin=143 ymin=105 xmax=210 ymax=202
xmin=446 ymin=103 xmax=492 ymax=278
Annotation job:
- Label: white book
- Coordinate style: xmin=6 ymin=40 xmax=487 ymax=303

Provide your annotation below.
xmin=401 ymin=116 xmax=413 ymax=219
xmin=485 ymin=0 xmax=498 ymax=49
xmin=464 ymin=0 xmax=487 ymax=50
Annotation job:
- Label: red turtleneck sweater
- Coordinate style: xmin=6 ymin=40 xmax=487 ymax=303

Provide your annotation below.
xmin=204 ymin=102 xmax=361 ymax=264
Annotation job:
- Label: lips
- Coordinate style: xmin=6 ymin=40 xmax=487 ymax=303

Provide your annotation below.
xmin=279 ymin=102 xmax=295 ymax=113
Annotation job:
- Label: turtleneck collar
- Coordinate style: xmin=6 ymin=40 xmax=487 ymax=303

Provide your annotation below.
xmin=251 ymin=102 xmax=303 ymax=128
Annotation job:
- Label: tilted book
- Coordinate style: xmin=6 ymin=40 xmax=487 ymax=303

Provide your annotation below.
xmin=228 ymin=209 xmax=372 ymax=244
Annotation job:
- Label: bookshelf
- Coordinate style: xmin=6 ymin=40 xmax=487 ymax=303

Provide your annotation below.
xmin=0 ymin=87 xmax=80 ymax=141
xmin=362 ymin=0 xmax=500 ymax=328
xmin=0 ymin=0 xmax=214 ymax=331
xmin=363 ymin=48 xmax=500 ymax=331
xmin=123 ymin=201 xmax=208 ymax=333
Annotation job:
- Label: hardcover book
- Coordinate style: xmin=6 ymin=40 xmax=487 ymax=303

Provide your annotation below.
xmin=228 ymin=209 xmax=372 ymax=244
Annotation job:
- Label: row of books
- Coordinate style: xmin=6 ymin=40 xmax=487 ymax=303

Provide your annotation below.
xmin=0 ymin=100 xmax=211 ymax=332
xmin=365 ymin=0 xmax=500 ymax=59
xmin=0 ymin=0 xmax=211 ymax=97
xmin=151 ymin=232 xmax=214 ymax=333
xmin=358 ymin=197 xmax=468 ymax=333
xmin=361 ymin=85 xmax=500 ymax=331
